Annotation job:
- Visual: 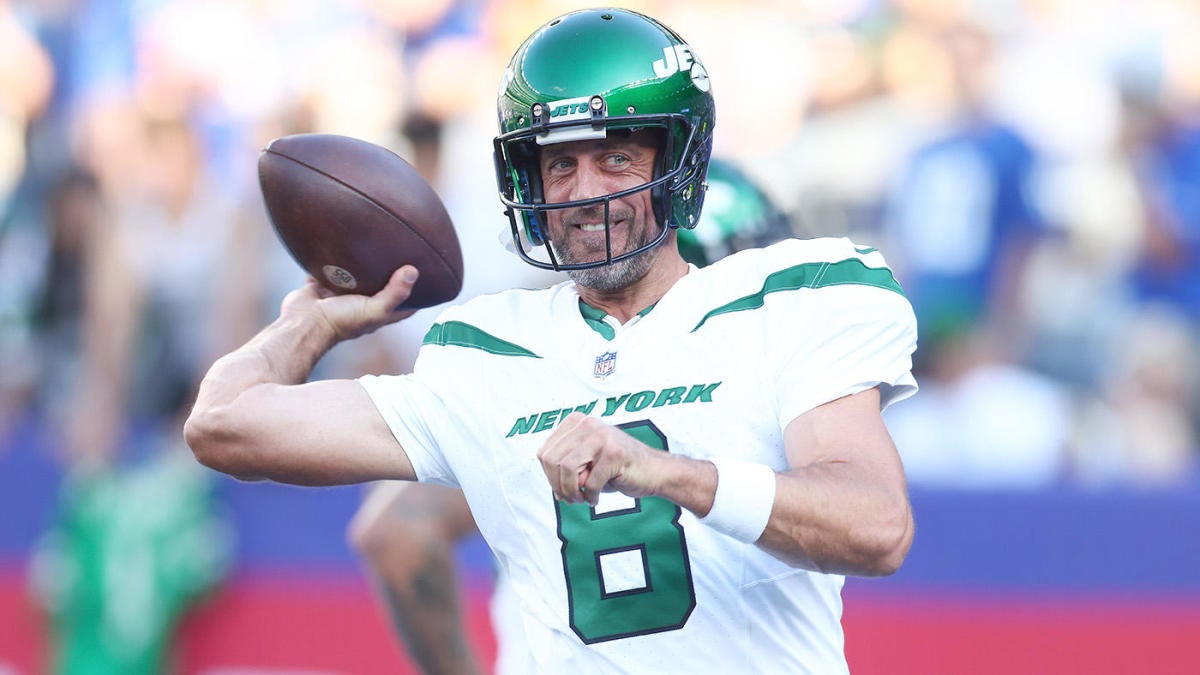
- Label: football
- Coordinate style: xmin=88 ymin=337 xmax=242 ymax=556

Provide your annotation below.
xmin=258 ymin=133 xmax=464 ymax=308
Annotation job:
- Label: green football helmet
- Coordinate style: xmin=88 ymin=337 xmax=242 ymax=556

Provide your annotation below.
xmin=677 ymin=158 xmax=793 ymax=267
xmin=493 ymin=8 xmax=716 ymax=270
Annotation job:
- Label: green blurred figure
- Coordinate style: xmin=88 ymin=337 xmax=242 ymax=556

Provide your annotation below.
xmin=30 ymin=446 xmax=231 ymax=675
xmin=22 ymin=102 xmax=251 ymax=674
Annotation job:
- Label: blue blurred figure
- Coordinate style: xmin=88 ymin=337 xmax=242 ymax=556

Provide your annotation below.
xmin=882 ymin=24 xmax=1045 ymax=356
xmin=1132 ymin=118 xmax=1200 ymax=326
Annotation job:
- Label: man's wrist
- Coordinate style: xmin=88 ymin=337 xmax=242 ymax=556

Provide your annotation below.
xmin=647 ymin=453 xmax=718 ymax=514
xmin=241 ymin=310 xmax=340 ymax=385
xmin=275 ymin=309 xmax=341 ymax=353
xmin=698 ymin=459 xmax=777 ymax=543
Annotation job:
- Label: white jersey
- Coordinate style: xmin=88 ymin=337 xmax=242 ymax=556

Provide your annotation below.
xmin=359 ymin=237 xmax=918 ymax=674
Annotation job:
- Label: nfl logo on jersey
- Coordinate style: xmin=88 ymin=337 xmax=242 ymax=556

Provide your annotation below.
xmin=593 ymin=351 xmax=617 ymax=379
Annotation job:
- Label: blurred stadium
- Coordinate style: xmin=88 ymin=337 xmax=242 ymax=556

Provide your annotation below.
xmin=1 ymin=0 xmax=1198 ymax=673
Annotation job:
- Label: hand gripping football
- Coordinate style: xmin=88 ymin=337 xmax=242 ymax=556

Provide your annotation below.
xmin=258 ymin=133 xmax=464 ymax=308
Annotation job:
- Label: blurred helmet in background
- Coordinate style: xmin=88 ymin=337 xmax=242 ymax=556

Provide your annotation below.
xmin=678 ymin=158 xmax=793 ymax=267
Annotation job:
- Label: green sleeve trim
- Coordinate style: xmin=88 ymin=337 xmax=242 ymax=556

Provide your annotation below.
xmin=691 ymin=258 xmax=904 ymax=332
xmin=422 ymin=320 xmax=542 ymax=358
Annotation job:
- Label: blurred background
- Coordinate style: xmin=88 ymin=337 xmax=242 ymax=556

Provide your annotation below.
xmin=1 ymin=0 xmax=1198 ymax=673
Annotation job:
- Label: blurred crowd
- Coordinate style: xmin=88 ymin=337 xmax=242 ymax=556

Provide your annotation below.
xmin=3 ymin=1 xmax=1198 ymax=668
xmin=2 ymin=0 xmax=1199 ymax=495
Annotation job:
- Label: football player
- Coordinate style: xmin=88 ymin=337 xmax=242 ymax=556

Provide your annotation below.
xmin=187 ymin=9 xmax=917 ymax=673
xmin=347 ymin=156 xmax=798 ymax=675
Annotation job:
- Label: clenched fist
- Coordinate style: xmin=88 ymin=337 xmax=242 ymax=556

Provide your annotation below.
xmin=537 ymin=413 xmax=675 ymax=506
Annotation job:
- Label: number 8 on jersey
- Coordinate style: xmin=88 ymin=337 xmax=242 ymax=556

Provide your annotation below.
xmin=554 ymin=420 xmax=697 ymax=643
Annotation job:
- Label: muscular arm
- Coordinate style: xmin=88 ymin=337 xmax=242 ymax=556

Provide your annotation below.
xmin=758 ymin=387 xmax=913 ymax=576
xmin=541 ymin=386 xmax=912 ymax=577
xmin=184 ymin=269 xmax=419 ymax=485
xmin=348 ymin=482 xmax=483 ymax=675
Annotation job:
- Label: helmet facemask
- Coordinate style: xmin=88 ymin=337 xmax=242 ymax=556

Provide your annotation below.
xmin=494 ymin=114 xmax=710 ymax=271
xmin=492 ymin=8 xmax=716 ymax=273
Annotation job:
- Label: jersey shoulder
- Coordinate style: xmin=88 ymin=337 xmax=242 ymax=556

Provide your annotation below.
xmin=703 ymin=236 xmax=898 ymax=282
xmin=683 ymin=237 xmax=906 ymax=325
xmin=417 ymin=280 xmax=573 ymax=358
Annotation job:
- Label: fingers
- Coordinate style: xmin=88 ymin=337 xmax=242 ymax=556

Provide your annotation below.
xmin=280 ymin=268 xmax=419 ymax=341
xmin=538 ymin=414 xmax=587 ymax=503
xmin=538 ymin=414 xmax=627 ymax=506
xmin=582 ymin=455 xmax=617 ymax=498
xmin=371 ymin=266 xmax=419 ymax=318
xmin=549 ymin=439 xmax=597 ymax=504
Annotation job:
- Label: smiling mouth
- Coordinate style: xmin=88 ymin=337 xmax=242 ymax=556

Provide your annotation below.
xmin=566 ymin=219 xmax=628 ymax=256
xmin=571 ymin=215 xmax=629 ymax=232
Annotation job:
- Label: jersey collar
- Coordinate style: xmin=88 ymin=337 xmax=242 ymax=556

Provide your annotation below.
xmin=577 ymin=299 xmax=657 ymax=340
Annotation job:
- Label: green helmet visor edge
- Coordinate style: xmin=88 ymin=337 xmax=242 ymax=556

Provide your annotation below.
xmin=493 ymin=113 xmax=708 ymax=271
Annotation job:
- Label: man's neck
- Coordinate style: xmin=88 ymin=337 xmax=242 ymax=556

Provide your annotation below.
xmin=575 ymin=250 xmax=690 ymax=323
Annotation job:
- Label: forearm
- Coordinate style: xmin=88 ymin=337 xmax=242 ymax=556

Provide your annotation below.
xmin=757 ymin=463 xmax=912 ymax=576
xmin=647 ymin=452 xmax=717 ymax=515
xmin=651 ymin=453 xmax=911 ymax=577
xmin=192 ymin=312 xmax=338 ymax=414
xmin=752 ymin=388 xmax=914 ymax=576
xmin=184 ymin=312 xmax=338 ymax=480
xmin=372 ymin=540 xmax=482 ymax=675
xmin=350 ymin=484 xmax=483 ymax=675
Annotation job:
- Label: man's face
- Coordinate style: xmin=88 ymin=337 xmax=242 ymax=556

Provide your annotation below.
xmin=539 ymin=132 xmax=663 ymax=290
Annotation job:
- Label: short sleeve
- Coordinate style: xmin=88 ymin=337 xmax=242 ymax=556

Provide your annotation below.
xmin=357 ymin=373 xmax=459 ymax=487
xmin=773 ymin=284 xmax=919 ymax=427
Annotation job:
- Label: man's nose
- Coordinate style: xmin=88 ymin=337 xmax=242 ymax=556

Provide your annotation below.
xmin=569 ymin=163 xmax=608 ymax=203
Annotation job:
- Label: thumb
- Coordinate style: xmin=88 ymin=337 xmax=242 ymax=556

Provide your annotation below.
xmin=369 ymin=266 xmax=420 ymax=317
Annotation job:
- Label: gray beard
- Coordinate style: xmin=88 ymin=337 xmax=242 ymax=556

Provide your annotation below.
xmin=565 ymin=247 xmax=657 ymax=291
xmin=551 ymin=211 xmax=663 ymax=290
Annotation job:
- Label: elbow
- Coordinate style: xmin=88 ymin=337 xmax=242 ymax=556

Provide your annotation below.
xmin=347 ymin=508 xmax=397 ymax=559
xmin=347 ymin=484 xmax=423 ymax=561
xmin=347 ymin=501 xmax=437 ymax=576
xmin=183 ymin=406 xmax=259 ymax=480
xmin=857 ymin=500 xmax=914 ymax=577
xmin=865 ymin=537 xmax=910 ymax=578
xmin=348 ymin=485 xmax=472 ymax=572
xmin=183 ymin=409 xmax=219 ymax=468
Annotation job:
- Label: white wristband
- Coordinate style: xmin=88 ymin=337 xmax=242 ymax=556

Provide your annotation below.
xmin=698 ymin=459 xmax=776 ymax=543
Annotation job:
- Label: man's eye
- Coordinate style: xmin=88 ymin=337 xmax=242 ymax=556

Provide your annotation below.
xmin=606 ymin=154 xmax=630 ymax=166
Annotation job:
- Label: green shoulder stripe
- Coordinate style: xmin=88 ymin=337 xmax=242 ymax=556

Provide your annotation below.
xmin=691 ymin=258 xmax=904 ymax=332
xmin=423 ymin=320 xmax=542 ymax=358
